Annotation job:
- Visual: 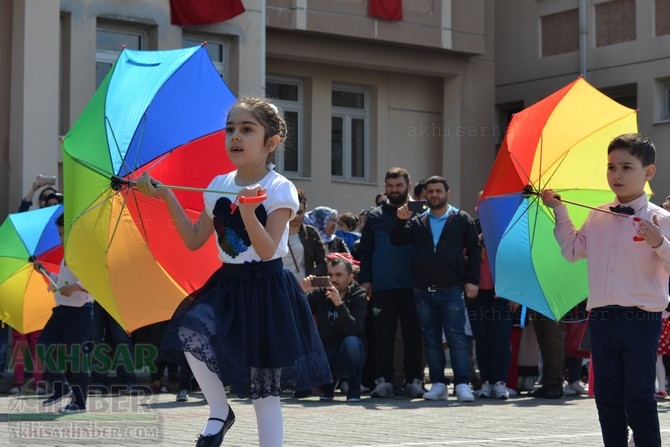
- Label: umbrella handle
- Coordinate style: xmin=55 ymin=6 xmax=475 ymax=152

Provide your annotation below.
xmin=28 ymin=256 xmax=59 ymax=289
xmin=239 ymin=193 xmax=267 ymax=204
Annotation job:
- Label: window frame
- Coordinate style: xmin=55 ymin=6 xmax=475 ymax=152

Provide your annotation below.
xmin=331 ymin=85 xmax=369 ymax=181
xmin=182 ymin=36 xmax=230 ymax=81
xmin=662 ymin=81 xmax=670 ymax=121
xmin=95 ymin=22 xmax=149 ymax=88
xmin=266 ymin=77 xmax=304 ymax=176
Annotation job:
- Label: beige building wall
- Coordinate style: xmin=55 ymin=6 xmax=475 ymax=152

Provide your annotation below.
xmin=0 ymin=0 xmax=495 ymax=220
xmin=496 ymin=0 xmax=670 ymax=205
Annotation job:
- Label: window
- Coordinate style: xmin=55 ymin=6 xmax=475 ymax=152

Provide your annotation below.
xmin=657 ymin=0 xmax=670 ymax=36
xmin=266 ymin=79 xmax=302 ymax=175
xmin=595 ymin=0 xmax=636 ymax=47
xmin=495 ymin=101 xmax=524 ymax=154
xmin=183 ymin=38 xmax=229 ymax=80
xmin=662 ymin=80 xmax=670 ymax=121
xmin=540 ymin=9 xmax=579 ymax=57
xmin=96 ymin=25 xmax=145 ymax=88
xmin=331 ymin=87 xmax=368 ymax=180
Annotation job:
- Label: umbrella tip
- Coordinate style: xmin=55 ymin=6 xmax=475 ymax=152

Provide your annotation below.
xmin=522 ymin=185 xmax=536 ymax=197
xmin=110 ymin=175 xmax=128 ymax=192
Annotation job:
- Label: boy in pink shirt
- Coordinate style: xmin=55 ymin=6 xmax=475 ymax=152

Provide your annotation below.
xmin=542 ymin=133 xmax=670 ymax=447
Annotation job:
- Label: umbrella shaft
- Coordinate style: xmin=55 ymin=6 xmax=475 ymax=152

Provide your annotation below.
xmin=559 ymin=198 xmax=629 ymax=218
xmin=116 ymin=176 xmax=237 ymax=195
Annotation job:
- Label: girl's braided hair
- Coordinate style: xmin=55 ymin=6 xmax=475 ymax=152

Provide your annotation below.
xmin=230 ymin=97 xmax=287 ymax=164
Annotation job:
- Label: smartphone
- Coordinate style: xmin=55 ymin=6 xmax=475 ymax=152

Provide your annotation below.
xmin=311 ymin=276 xmax=330 ymax=287
xmin=37 ymin=175 xmax=57 ymax=185
xmin=408 ymin=200 xmax=428 ymax=213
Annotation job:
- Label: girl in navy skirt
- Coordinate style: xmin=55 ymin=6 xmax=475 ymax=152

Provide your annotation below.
xmin=138 ymin=97 xmax=331 ymax=447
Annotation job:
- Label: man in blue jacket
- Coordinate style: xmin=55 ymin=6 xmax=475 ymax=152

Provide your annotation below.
xmin=391 ymin=175 xmax=480 ymax=402
xmin=358 ymin=167 xmax=425 ymax=398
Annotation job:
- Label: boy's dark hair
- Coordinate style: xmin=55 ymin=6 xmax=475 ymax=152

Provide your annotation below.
xmin=413 ymin=179 xmax=427 ymax=198
xmin=39 ymin=187 xmax=58 ymax=202
xmin=385 ymin=167 xmax=410 ymax=184
xmin=337 ymin=212 xmax=358 ymax=231
xmin=607 ymin=133 xmax=655 ymax=167
xmin=44 ymin=193 xmax=64 ymax=205
xmin=424 ymin=175 xmax=449 ymax=192
xmin=56 ymin=213 xmax=64 ymax=227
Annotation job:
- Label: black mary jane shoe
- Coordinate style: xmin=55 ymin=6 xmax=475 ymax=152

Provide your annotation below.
xmin=195 ymin=406 xmax=236 ymax=447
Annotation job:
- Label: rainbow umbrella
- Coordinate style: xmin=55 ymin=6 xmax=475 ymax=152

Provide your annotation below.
xmin=0 ymin=205 xmax=63 ymax=334
xmin=477 ymin=77 xmax=643 ymax=320
xmin=62 ymin=45 xmax=236 ymax=331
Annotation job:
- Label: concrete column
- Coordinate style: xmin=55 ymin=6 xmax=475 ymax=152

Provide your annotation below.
xmin=442 ymin=75 xmax=462 ymax=206
xmin=237 ymin=0 xmax=265 ymax=97
xmin=9 ymin=0 xmax=60 ymax=211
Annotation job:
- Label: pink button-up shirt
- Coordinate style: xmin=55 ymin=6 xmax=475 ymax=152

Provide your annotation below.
xmin=553 ymin=194 xmax=670 ymax=312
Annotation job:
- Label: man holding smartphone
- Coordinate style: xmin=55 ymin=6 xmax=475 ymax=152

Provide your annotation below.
xmin=391 ymin=175 xmax=481 ymax=402
xmin=357 ymin=167 xmax=426 ymax=399
xmin=300 ymin=254 xmax=367 ymax=402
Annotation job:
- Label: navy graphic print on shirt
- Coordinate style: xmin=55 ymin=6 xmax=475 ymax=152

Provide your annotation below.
xmin=212 ymin=197 xmax=268 ymax=258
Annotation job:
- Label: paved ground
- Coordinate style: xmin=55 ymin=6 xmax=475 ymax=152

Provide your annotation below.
xmin=3 ymin=387 xmax=670 ymax=446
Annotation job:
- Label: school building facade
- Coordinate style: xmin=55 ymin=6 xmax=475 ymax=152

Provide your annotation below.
xmin=1 ymin=0 xmax=669 ymax=219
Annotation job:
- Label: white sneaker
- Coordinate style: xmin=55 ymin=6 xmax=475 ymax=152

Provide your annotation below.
xmin=507 ymin=388 xmax=518 ymax=398
xmin=563 ymin=382 xmax=577 ymax=396
xmin=423 ymin=382 xmax=448 ymax=401
xmin=405 ymin=378 xmax=424 ymax=398
xmin=476 ymin=381 xmax=492 ymax=398
xmin=493 ymin=381 xmax=509 ymax=400
xmin=568 ymin=380 xmax=588 ymax=394
xmin=370 ymin=377 xmax=394 ymax=398
xmin=455 ymin=383 xmax=475 ymax=402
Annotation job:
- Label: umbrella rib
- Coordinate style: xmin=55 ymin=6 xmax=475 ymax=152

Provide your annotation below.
xmin=105 ymin=115 xmax=139 ymax=181
xmin=131 ymin=114 xmax=148 ymax=181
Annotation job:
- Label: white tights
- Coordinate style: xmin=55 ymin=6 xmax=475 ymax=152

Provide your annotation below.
xmin=185 ymin=352 xmax=284 ymax=445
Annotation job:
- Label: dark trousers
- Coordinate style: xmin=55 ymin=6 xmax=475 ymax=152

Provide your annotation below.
xmin=590 ymin=306 xmax=662 ymax=447
xmin=468 ymin=290 xmax=515 ymax=384
xmin=38 ymin=304 xmax=92 ymax=407
xmin=177 ymin=352 xmax=193 ymax=390
xmin=322 ymin=336 xmax=366 ymax=399
xmin=371 ymin=288 xmax=423 ymax=382
xmin=530 ymin=310 xmax=565 ymax=385
xmin=90 ymin=302 xmax=136 ymax=385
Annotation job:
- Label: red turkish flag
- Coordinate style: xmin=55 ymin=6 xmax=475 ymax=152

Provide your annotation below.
xmin=369 ymin=0 xmax=402 ymax=21
xmin=170 ymin=0 xmax=246 ymax=26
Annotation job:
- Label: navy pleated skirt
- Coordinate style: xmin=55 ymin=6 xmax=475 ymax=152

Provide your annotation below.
xmin=161 ymin=258 xmax=332 ymax=399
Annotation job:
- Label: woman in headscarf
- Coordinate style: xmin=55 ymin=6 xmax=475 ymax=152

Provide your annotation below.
xmin=303 ymin=206 xmax=350 ymax=255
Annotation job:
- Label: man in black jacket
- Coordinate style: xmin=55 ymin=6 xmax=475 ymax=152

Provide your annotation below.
xmin=358 ymin=167 xmax=425 ymax=398
xmin=391 ymin=175 xmax=480 ymax=402
xmin=301 ymin=254 xmax=367 ymax=402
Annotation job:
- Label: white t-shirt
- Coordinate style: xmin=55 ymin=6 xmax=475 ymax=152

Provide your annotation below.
xmin=48 ymin=260 xmax=94 ymax=307
xmin=204 ymin=169 xmax=298 ymax=264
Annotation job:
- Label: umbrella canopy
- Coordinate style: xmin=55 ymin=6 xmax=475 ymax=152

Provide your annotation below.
xmin=477 ymin=77 xmax=644 ymax=320
xmin=62 ymin=45 xmax=236 ymax=331
xmin=0 ymin=205 xmax=63 ymax=333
